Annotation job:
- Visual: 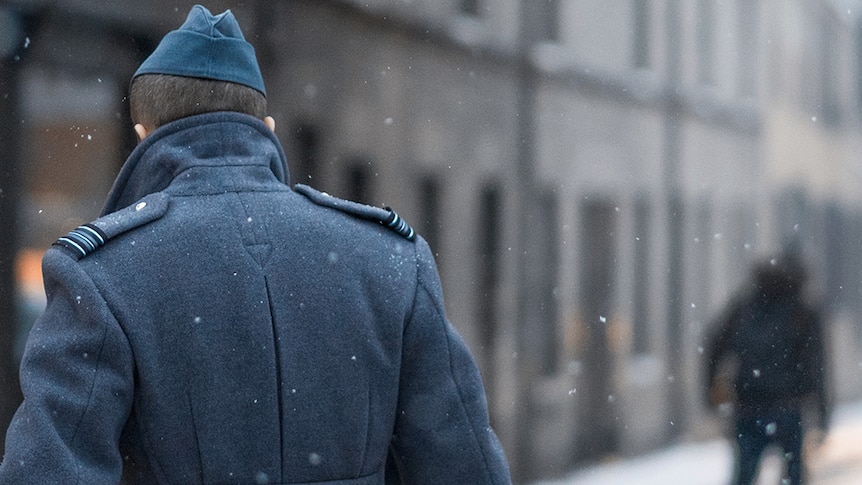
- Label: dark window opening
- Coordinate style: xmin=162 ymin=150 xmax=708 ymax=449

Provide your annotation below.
xmin=696 ymin=0 xmax=714 ymax=84
xmin=418 ymin=176 xmax=441 ymax=256
xmin=345 ymin=159 xmax=373 ymax=205
xmin=632 ymin=195 xmax=651 ymax=354
xmin=537 ymin=190 xmax=560 ymax=376
xmin=737 ymin=0 xmax=758 ymax=97
xmin=819 ymin=16 xmax=840 ymax=125
xmin=856 ymin=20 xmax=862 ymax=116
xmin=460 ymin=0 xmax=480 ymax=16
xmin=633 ymin=0 xmax=650 ymax=68
xmin=477 ymin=183 xmax=502 ymax=389
xmin=537 ymin=0 xmax=560 ymax=42
xmin=577 ymin=197 xmax=620 ymax=458
xmin=292 ymin=124 xmax=320 ymax=185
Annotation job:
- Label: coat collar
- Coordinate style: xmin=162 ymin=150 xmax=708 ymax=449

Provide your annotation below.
xmin=101 ymin=112 xmax=289 ymax=215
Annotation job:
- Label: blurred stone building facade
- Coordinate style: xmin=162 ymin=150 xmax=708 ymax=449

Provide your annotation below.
xmin=3 ymin=0 xmax=862 ymax=482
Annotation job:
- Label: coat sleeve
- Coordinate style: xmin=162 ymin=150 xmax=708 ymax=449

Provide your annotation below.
xmin=801 ymin=307 xmax=830 ymax=430
xmin=388 ymin=238 xmax=511 ymax=485
xmin=0 ymin=249 xmax=134 ymax=484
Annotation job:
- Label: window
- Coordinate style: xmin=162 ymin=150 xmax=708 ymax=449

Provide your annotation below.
xmin=345 ymin=159 xmax=373 ymax=205
xmin=515 ymin=188 xmax=561 ymax=376
xmin=737 ymin=0 xmax=758 ymax=97
xmin=632 ymin=194 xmax=651 ymax=354
xmin=856 ymin=20 xmax=862 ymax=117
xmin=477 ymin=183 xmax=502 ymax=384
xmin=692 ymin=198 xmax=713 ymax=341
xmin=460 ymin=0 xmax=480 ymax=17
xmin=579 ymin=198 xmax=618 ymax=346
xmin=521 ymin=0 xmax=559 ymax=44
xmin=418 ymin=176 xmax=441 ymax=257
xmin=696 ymin=0 xmax=714 ymax=84
xmin=537 ymin=0 xmax=560 ymax=42
xmin=819 ymin=15 xmax=840 ymax=125
xmin=824 ymin=203 xmax=847 ymax=308
xmin=577 ymin=197 xmax=620 ymax=457
xmin=632 ymin=0 xmax=651 ymax=68
xmin=537 ymin=190 xmax=560 ymax=375
xmin=292 ymin=124 xmax=320 ymax=185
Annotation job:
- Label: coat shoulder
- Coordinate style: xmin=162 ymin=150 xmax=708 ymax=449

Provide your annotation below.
xmin=52 ymin=192 xmax=170 ymax=260
xmin=293 ymin=184 xmax=415 ymax=241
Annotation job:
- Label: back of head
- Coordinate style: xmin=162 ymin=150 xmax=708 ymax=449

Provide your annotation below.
xmin=129 ymin=5 xmax=266 ymax=129
xmin=130 ymin=74 xmax=266 ymax=129
xmin=753 ymin=255 xmax=807 ymax=298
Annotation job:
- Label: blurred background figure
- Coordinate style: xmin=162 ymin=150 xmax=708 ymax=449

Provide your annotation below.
xmin=704 ymin=254 xmax=830 ymax=485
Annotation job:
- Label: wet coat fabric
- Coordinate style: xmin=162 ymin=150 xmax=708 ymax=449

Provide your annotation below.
xmin=0 ymin=112 xmax=511 ymax=485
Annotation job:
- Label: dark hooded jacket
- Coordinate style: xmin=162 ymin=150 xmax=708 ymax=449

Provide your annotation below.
xmin=704 ymin=259 xmax=829 ymax=426
xmin=0 ymin=112 xmax=511 ymax=485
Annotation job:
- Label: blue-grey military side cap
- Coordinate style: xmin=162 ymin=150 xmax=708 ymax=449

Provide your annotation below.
xmin=133 ymin=4 xmax=265 ymax=95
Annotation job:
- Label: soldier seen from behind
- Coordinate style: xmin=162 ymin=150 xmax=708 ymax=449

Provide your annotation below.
xmin=704 ymin=254 xmax=829 ymax=485
xmin=0 ymin=5 xmax=511 ymax=484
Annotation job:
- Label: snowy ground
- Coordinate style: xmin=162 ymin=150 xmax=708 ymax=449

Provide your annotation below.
xmin=530 ymin=400 xmax=862 ymax=485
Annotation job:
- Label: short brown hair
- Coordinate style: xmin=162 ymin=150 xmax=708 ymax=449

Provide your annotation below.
xmin=130 ymin=74 xmax=267 ymax=129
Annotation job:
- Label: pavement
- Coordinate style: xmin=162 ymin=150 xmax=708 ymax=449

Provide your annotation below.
xmin=530 ymin=400 xmax=862 ymax=485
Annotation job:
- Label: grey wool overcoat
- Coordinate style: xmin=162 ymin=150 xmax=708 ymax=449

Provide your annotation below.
xmin=0 ymin=112 xmax=511 ymax=485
